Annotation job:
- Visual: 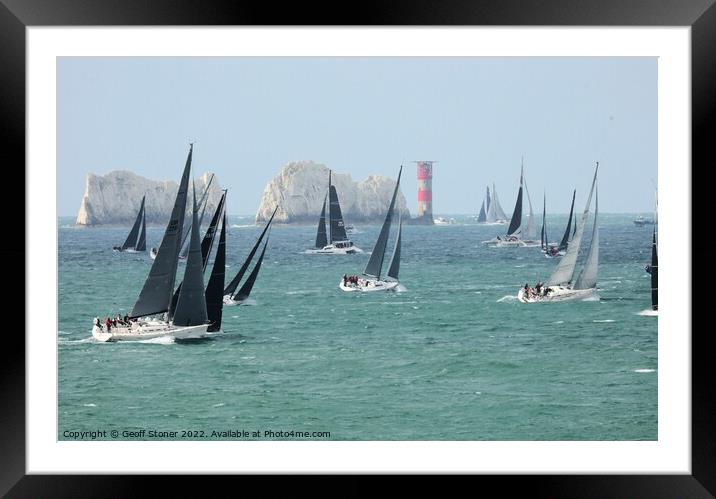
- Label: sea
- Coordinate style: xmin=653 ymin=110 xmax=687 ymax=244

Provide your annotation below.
xmin=58 ymin=214 xmax=657 ymax=441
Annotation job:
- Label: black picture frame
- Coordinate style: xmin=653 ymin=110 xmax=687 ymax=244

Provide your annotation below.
xmin=4 ymin=0 xmax=710 ymax=495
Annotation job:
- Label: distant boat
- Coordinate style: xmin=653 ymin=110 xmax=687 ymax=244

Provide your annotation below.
xmin=340 ymin=165 xmax=403 ymax=292
xmin=484 ymin=161 xmax=529 ymax=247
xmin=633 ymin=215 xmax=655 ymax=226
xmin=223 ymin=206 xmax=277 ymax=306
xmin=541 ymin=192 xmax=560 ymax=257
xmin=113 ymin=195 xmax=146 ymax=253
xmin=476 ymin=186 xmax=489 ymax=223
xmin=520 ymin=170 xmax=540 ymax=246
xmin=518 ymin=163 xmax=600 ymax=303
xmin=543 ymin=189 xmax=576 ymax=258
xmin=306 ymin=170 xmax=362 ymax=254
xmin=434 ymin=216 xmax=456 ymax=225
xmin=648 ymin=227 xmax=658 ymax=311
xmin=92 ymin=144 xmax=221 ymax=341
xmin=485 ymin=183 xmax=509 ymax=224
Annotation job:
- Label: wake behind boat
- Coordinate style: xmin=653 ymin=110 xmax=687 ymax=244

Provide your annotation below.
xmin=518 ymin=163 xmax=600 ymax=303
xmin=306 ymin=170 xmax=362 ymax=255
xmin=92 ymin=144 xmax=225 ymax=342
xmin=340 ymin=165 xmax=403 ymax=293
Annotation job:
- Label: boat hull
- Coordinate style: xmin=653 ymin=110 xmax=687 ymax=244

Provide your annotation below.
xmin=339 ymin=278 xmax=399 ymax=292
xmin=91 ymin=322 xmax=208 ymax=342
xmin=517 ymin=285 xmax=596 ymax=303
xmin=305 ymin=245 xmax=363 ymax=255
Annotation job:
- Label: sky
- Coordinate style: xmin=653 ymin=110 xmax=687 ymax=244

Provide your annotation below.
xmin=57 ymin=57 xmax=657 ymax=216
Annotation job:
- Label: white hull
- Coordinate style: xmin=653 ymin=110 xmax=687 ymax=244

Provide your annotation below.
xmin=517 ymin=285 xmax=597 ymax=303
xmin=305 ymin=244 xmax=363 ymax=255
xmin=91 ymin=322 xmax=208 ymax=342
xmin=339 ymin=278 xmax=399 ymax=292
xmin=223 ymin=295 xmax=251 ymax=306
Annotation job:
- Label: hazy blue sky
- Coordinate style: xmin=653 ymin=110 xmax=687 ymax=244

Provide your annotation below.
xmin=58 ymin=57 xmax=656 ymax=216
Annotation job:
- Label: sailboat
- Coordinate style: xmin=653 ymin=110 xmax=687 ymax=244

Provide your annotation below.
xmin=485 ymin=162 xmax=527 ymax=247
xmin=113 ymin=195 xmax=147 ymax=253
xmin=306 ymin=170 xmax=362 ymax=254
xmin=485 ymin=183 xmax=509 ymax=224
xmin=476 ymin=186 xmax=489 ymax=223
xmin=518 ymin=163 xmax=600 ymax=303
xmin=520 ymin=173 xmax=540 ymax=246
xmin=92 ymin=144 xmax=222 ymax=341
xmin=339 ymin=166 xmax=403 ymax=292
xmin=223 ymin=206 xmax=277 ymax=306
xmin=647 ymin=227 xmax=658 ymax=311
xmin=544 ymin=189 xmax=576 ymax=258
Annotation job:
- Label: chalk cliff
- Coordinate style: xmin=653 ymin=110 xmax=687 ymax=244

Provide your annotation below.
xmin=76 ymin=170 xmax=223 ymax=226
xmin=255 ymin=161 xmax=410 ymax=223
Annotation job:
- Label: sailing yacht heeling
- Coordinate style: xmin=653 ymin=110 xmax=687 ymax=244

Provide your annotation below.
xmin=113 ymin=195 xmax=146 ymax=252
xmin=92 ymin=144 xmax=217 ymax=342
xmin=518 ymin=163 xmax=600 ymax=303
xmin=339 ymin=165 xmax=403 ymax=293
xmin=307 ymin=170 xmax=362 ymax=254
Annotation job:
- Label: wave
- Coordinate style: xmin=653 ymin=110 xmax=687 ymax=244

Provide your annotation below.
xmin=59 ymin=337 xmax=95 ymax=344
xmin=497 ymin=295 xmax=518 ymax=302
xmin=136 ymin=336 xmax=175 ymax=344
xmin=394 ymin=284 xmax=408 ymax=292
xmin=239 ymin=299 xmax=258 ymax=306
xmin=582 ymin=294 xmax=600 ymax=302
xmin=83 ymin=403 xmax=97 ymax=407
xmin=637 ymin=309 xmax=658 ymax=317
xmin=633 ymin=368 xmax=656 ymax=373
xmin=593 ymin=319 xmax=616 ymax=323
xmin=231 ymin=224 xmax=256 ymax=228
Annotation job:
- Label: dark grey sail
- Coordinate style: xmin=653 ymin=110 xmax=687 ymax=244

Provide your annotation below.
xmin=651 ymin=227 xmax=658 ymax=311
xmin=559 ymin=190 xmax=576 ymax=252
xmin=364 ymin=166 xmax=403 ymax=279
xmin=224 ymin=205 xmax=278 ymax=296
xmin=135 ymin=205 xmax=147 ymax=251
xmin=205 ymin=213 xmax=227 ymax=332
xmin=386 ymin=216 xmax=402 ymax=281
xmin=120 ymin=195 xmax=145 ymax=250
xmin=179 ymin=174 xmax=214 ymax=259
xmin=540 ymin=193 xmax=547 ymax=250
xmin=233 ymin=235 xmax=269 ymax=302
xmin=200 ymin=190 xmax=226 ymax=271
xmin=169 ymin=190 xmax=227 ymax=315
xmin=315 ymin=194 xmax=328 ymax=248
xmin=328 ymin=171 xmax=348 ymax=243
xmin=172 ymin=190 xmax=208 ymax=327
xmin=477 ymin=200 xmax=487 ymax=223
xmin=506 ymin=168 xmax=523 ymax=237
xmin=130 ymin=145 xmax=192 ymax=318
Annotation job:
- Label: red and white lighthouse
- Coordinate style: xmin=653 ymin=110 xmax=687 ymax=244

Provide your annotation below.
xmin=415 ymin=161 xmax=435 ymax=224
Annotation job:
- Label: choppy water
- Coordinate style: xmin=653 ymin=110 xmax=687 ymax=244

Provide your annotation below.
xmin=58 ymin=214 xmax=657 ymax=440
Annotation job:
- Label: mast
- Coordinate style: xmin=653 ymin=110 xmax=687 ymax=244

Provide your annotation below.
xmin=224 ymin=205 xmax=277 ymax=296
xmin=121 ymin=195 xmax=145 ymax=250
xmin=523 ymin=174 xmax=536 ymax=240
xmin=172 ymin=186 xmax=208 ymax=327
xmin=179 ymin=174 xmax=214 ymax=258
xmin=386 ymin=216 xmax=402 ymax=281
xmin=205 ymin=212 xmax=227 ymax=332
xmin=547 ymin=163 xmax=598 ymax=287
xmin=540 ymin=192 xmax=547 ymax=250
xmin=364 ymin=166 xmax=403 ymax=279
xmin=559 ymin=190 xmax=576 ymax=251
xmin=315 ymin=193 xmax=328 ymax=248
xmin=130 ymin=144 xmax=192 ymax=318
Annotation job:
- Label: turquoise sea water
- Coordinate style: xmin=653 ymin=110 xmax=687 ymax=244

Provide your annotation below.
xmin=58 ymin=214 xmax=657 ymax=440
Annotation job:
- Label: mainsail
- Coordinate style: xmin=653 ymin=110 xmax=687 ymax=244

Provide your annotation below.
xmin=386 ymin=216 xmax=402 ymax=281
xmin=477 ymin=200 xmax=487 ymax=223
xmin=364 ymin=166 xmax=403 ymax=279
xmin=315 ymin=194 xmax=328 ymax=248
xmin=121 ymin=195 xmax=146 ymax=250
xmin=506 ymin=167 xmax=523 ymax=237
xmin=651 ymin=227 xmax=658 ymax=311
xmin=559 ymin=190 xmax=576 ymax=252
xmin=540 ymin=193 xmax=547 ymax=250
xmin=574 ymin=186 xmax=599 ymax=290
xmin=130 ymin=145 xmax=192 ymax=318
xmin=328 ymin=171 xmax=349 ymax=243
xmin=547 ymin=165 xmax=598 ymax=287
xmin=224 ymin=205 xmax=277 ymax=297
xmin=179 ymin=174 xmax=214 ymax=259
xmin=205 ymin=213 xmax=227 ymax=332
xmin=523 ymin=176 xmax=537 ymax=240
xmin=135 ymin=202 xmax=147 ymax=251
xmin=233 ymin=234 xmax=270 ymax=302
xmin=489 ymin=183 xmax=509 ymax=221
xmin=172 ymin=189 xmax=208 ymax=327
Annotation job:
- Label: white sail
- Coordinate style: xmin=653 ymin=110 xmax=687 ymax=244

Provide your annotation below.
xmin=523 ymin=178 xmax=537 ymax=240
xmin=547 ymin=164 xmax=598 ymax=287
xmin=574 ymin=186 xmax=599 ymax=290
xmin=490 ymin=183 xmax=509 ymax=221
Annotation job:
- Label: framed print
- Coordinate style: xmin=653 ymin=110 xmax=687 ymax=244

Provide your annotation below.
xmin=4 ymin=0 xmax=713 ymax=495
